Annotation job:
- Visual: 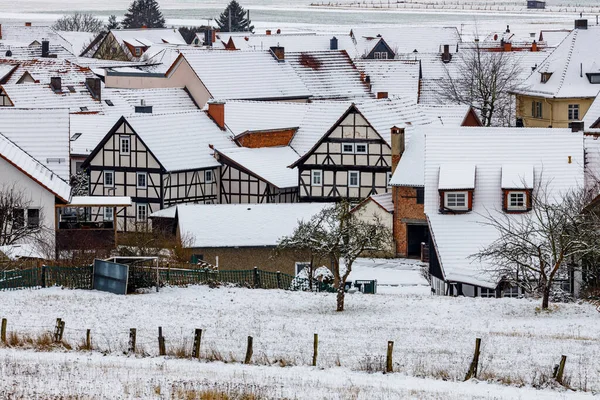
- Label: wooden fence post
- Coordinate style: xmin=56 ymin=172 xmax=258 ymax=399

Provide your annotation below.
xmin=128 ymin=328 xmax=136 ymax=354
xmin=41 ymin=265 xmax=47 ymax=288
xmin=253 ymin=267 xmax=260 ymax=288
xmin=59 ymin=320 xmax=65 ymax=342
xmin=54 ymin=318 xmax=62 ymax=343
xmin=86 ymin=329 xmax=91 ymax=350
xmin=1 ymin=318 xmax=6 ymax=343
xmin=192 ymin=328 xmax=202 ymax=360
xmin=464 ymin=338 xmax=481 ymax=381
xmin=244 ymin=336 xmax=253 ymax=364
xmin=277 ymin=271 xmax=282 ymax=289
xmin=555 ymin=355 xmax=567 ymax=384
xmin=158 ymin=327 xmax=166 ymax=356
xmin=312 ymin=333 xmax=318 ymax=367
xmin=386 ymin=341 xmax=394 ymax=373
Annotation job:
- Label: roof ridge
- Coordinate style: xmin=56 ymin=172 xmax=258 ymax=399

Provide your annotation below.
xmin=554 ymin=29 xmax=579 ymax=95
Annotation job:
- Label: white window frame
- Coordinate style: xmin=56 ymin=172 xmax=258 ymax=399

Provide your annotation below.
xmin=104 ymin=170 xmax=114 ymax=187
xmin=480 ymin=287 xmax=496 ymax=298
xmin=295 ymin=262 xmax=311 ymax=276
xmin=311 ymin=170 xmax=322 ymax=186
xmin=348 ymin=171 xmax=360 ymax=188
xmin=120 ymin=136 xmax=130 ymax=155
xmin=205 ymin=170 xmax=214 ymax=183
xmin=134 ymin=47 xmax=141 ymax=56
xmin=342 ymin=143 xmax=355 ymax=154
xmin=444 ymin=191 xmax=468 ymax=211
xmin=137 ymin=203 xmax=148 ymax=222
xmin=568 ymin=104 xmax=580 ymax=120
xmin=502 ymin=285 xmax=520 ymax=298
xmin=136 ymin=172 xmax=147 ymax=189
xmin=104 ymin=207 xmax=114 ymax=222
xmin=507 ymin=191 xmax=527 ymax=211
xmin=355 ymin=143 xmax=367 ymax=154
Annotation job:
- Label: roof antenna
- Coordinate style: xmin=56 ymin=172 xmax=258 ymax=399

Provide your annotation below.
xmin=581 ymin=63 xmax=583 ymax=78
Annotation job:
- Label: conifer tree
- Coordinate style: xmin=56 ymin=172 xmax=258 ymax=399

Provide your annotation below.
xmin=122 ymin=0 xmax=166 ymax=29
xmin=216 ymin=0 xmax=254 ymax=33
xmin=106 ymin=15 xmax=120 ymax=30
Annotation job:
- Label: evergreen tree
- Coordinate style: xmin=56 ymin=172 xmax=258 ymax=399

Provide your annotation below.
xmin=216 ymin=0 xmax=253 ymax=33
xmin=122 ymin=0 xmax=166 ymax=29
xmin=106 ymin=15 xmax=120 ymax=30
xmin=178 ymin=26 xmax=212 ymax=44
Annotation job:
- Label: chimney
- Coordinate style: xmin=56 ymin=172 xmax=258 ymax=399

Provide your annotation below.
xmin=204 ymin=30 xmax=213 ymax=46
xmin=441 ymin=44 xmax=452 ymax=63
xmin=50 ymin=76 xmax=62 ymax=93
xmin=0 ymin=24 xmax=2 ymax=40
xmin=276 ymin=28 xmax=281 ymax=34
xmin=330 ymin=36 xmax=338 ymax=50
xmin=85 ymin=77 xmax=102 ymax=101
xmin=505 ymin=24 xmax=510 ymax=33
xmin=571 ymin=121 xmax=584 ymax=132
xmin=390 ymin=126 xmax=405 ymax=173
xmin=42 ymin=40 xmax=49 ymax=57
xmin=208 ymin=100 xmax=225 ymax=130
xmin=141 ymin=24 xmax=147 ymax=29
xmin=360 ymin=71 xmax=365 ymax=82
xmin=212 ymin=29 xmax=218 ymax=44
xmin=377 ymin=92 xmax=388 ymax=99
xmin=270 ymin=46 xmax=285 ymax=61
xmin=135 ymin=99 xmax=153 ymax=113
xmin=575 ymin=19 xmax=588 ymax=29
xmin=25 ymin=22 xmax=32 ymax=27
xmin=266 ymin=29 xmax=272 ymax=35
xmin=503 ymin=41 xmax=512 ymax=52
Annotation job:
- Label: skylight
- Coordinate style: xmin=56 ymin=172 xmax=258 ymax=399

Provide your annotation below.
xmin=70 ymin=133 xmax=81 ymax=141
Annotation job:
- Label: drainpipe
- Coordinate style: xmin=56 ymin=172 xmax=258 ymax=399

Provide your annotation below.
xmin=544 ymin=97 xmax=553 ymax=127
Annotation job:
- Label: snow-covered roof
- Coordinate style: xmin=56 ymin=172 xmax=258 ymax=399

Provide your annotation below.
xmin=111 ymin=28 xmax=186 ymax=48
xmin=215 ymin=146 xmax=299 ymax=188
xmin=583 ymin=94 xmax=600 ymax=129
xmin=0 ymin=42 xmax=73 ymax=60
xmin=515 ymin=26 xmax=600 ymax=98
xmin=0 ymin=58 xmax=95 ymax=85
xmin=179 ymin=50 xmax=310 ymax=101
xmin=425 ymin=127 xmax=584 ymax=288
xmin=122 ymin=111 xmax=234 ymax=172
xmin=0 ymin=132 xmax=71 ymax=202
xmin=150 ymin=206 xmax=177 ymax=219
xmin=389 ymin=126 xmax=425 ymax=187
xmin=68 ymin=196 xmax=132 ymax=207
xmin=0 ymin=108 xmax=70 ymax=181
xmin=438 ymin=164 xmax=476 ymax=190
xmin=222 ymin=100 xmax=308 ymax=137
xmin=55 ymin=31 xmax=96 ymax=56
xmin=351 ymin=27 xmax=461 ymax=54
xmin=355 ymin=60 xmax=420 ymax=103
xmin=366 ymin=192 xmax=394 ymax=213
xmin=70 ymin=114 xmax=122 ymax=156
xmin=0 ymin=24 xmax=73 ymax=51
xmin=418 ymin=104 xmax=475 ymax=126
xmin=0 ymin=243 xmax=46 ymax=260
xmin=501 ymin=164 xmax=534 ymax=189
xmin=286 ymin=51 xmax=371 ymax=100
xmin=176 ymin=203 xmax=331 ymax=248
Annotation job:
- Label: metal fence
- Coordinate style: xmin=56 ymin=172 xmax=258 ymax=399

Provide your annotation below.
xmin=0 ymin=265 xmax=334 ymax=293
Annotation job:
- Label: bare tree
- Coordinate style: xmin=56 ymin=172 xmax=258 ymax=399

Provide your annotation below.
xmin=278 ymin=202 xmax=392 ymax=311
xmin=0 ymin=184 xmax=46 ymax=247
xmin=437 ymin=45 xmax=521 ymax=127
xmin=472 ymin=185 xmax=600 ymax=310
xmin=52 ymin=13 xmax=104 ymax=33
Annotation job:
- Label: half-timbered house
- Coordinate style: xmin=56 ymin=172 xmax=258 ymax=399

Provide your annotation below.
xmin=82 ymin=111 xmax=233 ymax=232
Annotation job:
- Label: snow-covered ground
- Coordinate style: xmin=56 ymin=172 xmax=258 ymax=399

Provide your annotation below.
xmin=1 ymin=284 xmax=599 ymax=397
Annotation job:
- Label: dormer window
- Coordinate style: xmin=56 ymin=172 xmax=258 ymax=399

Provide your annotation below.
xmin=501 ymin=164 xmax=533 ymax=213
xmin=134 ymin=47 xmax=142 ymax=56
xmin=540 ymin=72 xmax=552 ymax=83
xmin=438 ymin=164 xmax=475 ymax=213
xmin=586 ymin=73 xmax=600 ymax=84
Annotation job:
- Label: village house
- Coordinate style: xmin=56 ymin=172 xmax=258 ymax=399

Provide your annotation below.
xmin=513 ymin=19 xmax=600 ymax=128
xmin=423 ymin=127 xmax=584 ymax=297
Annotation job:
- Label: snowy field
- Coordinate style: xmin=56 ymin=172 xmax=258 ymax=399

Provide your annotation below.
xmin=1 ymin=285 xmax=599 ymax=398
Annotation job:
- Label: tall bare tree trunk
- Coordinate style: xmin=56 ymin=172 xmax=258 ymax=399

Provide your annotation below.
xmin=541 ymin=285 xmax=550 ymax=309
xmin=336 ymin=283 xmax=345 ymax=312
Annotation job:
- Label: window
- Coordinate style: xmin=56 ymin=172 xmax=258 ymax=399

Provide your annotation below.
xmin=355 ymin=143 xmax=367 ymax=154
xmin=348 ymin=171 xmax=360 ymax=187
xmin=568 ymin=104 xmax=579 ymax=120
xmin=416 ymin=187 xmax=425 ymax=204
xmin=586 ymin=73 xmax=600 ymax=84
xmin=134 ymin=47 xmax=141 ymax=56
xmin=104 ymin=171 xmax=114 ymax=187
xmin=67 ymin=85 xmax=76 ymax=93
xmin=70 ymin=132 xmax=81 ymax=141
xmin=105 ymin=100 xmax=114 ymax=107
xmin=507 ymin=191 xmax=527 ymax=211
xmin=137 ymin=203 xmax=148 ymax=222
xmin=136 ymin=172 xmax=147 ymax=189
xmin=295 ymin=262 xmax=311 ymax=276
xmin=387 ymin=171 xmax=392 ymax=187
xmin=531 ymin=101 xmax=542 ymax=118
xmin=444 ymin=191 xmax=468 ymax=211
xmin=311 ymin=170 xmax=322 ymax=186
xmin=480 ymin=287 xmax=496 ymax=298
xmin=540 ymin=72 xmax=552 ymax=83
xmin=502 ymin=285 xmax=520 ymax=298
xmin=80 ymin=107 xmax=88 ymax=112
xmin=205 ymin=170 xmax=214 ymax=183
xmin=120 ymin=136 xmax=130 ymax=155
xmin=27 ymin=209 xmax=40 ymax=228
xmin=374 ymin=51 xmax=388 ymax=59
xmin=104 ymin=207 xmax=114 ymax=221
xmin=342 ymin=143 xmax=354 ymax=153
xmin=12 ymin=209 xmax=24 ymax=229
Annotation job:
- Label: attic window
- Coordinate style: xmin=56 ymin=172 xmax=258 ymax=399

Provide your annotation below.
xmin=67 ymin=85 xmax=76 ymax=93
xmin=444 ymin=191 xmax=469 ymax=211
xmin=586 ymin=73 xmax=600 ymax=84
xmin=80 ymin=106 xmax=88 ymax=112
xmin=540 ymin=72 xmax=552 ymax=83
xmin=438 ymin=164 xmax=475 ymax=213
xmin=70 ymin=133 xmax=81 ymax=141
xmin=105 ymin=99 xmax=114 ymax=106
xmin=506 ymin=191 xmax=528 ymax=211
xmin=134 ymin=48 xmax=142 ymax=56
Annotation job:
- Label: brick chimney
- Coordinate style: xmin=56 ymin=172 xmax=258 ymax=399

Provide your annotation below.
xmin=212 ymin=29 xmax=218 ymax=44
xmin=377 ymin=92 xmax=388 ymax=99
xmin=531 ymin=40 xmax=538 ymax=52
xmin=390 ymin=126 xmax=405 ymax=173
xmin=25 ymin=22 xmax=32 ymax=27
xmin=266 ymin=29 xmax=272 ymax=35
xmin=0 ymin=24 xmax=2 ymax=40
xmin=503 ymin=41 xmax=512 ymax=52
xmin=50 ymin=76 xmax=62 ymax=93
xmin=85 ymin=77 xmax=102 ymax=101
xmin=441 ymin=44 xmax=452 ymax=63
xmin=208 ymin=100 xmax=225 ymax=130
xmin=270 ymin=46 xmax=285 ymax=61
xmin=276 ymin=28 xmax=281 ymax=34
